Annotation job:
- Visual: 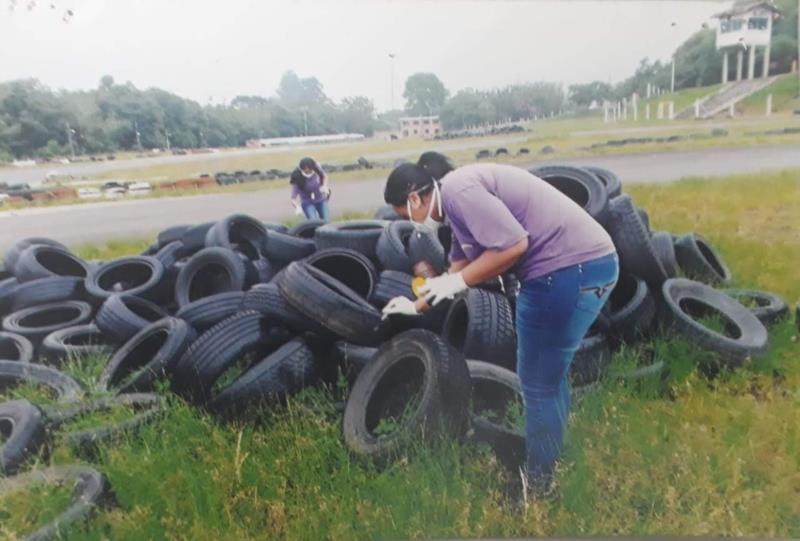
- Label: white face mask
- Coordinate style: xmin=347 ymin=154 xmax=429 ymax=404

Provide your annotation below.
xmin=301 ymin=170 xmax=314 ymax=178
xmin=407 ymin=181 xmax=443 ymax=232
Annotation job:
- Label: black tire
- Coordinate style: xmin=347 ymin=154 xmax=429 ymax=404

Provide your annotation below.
xmin=277 ymin=262 xmax=383 ymax=346
xmin=0 ymin=277 xmax=18 ymax=315
xmin=674 ymin=233 xmax=732 ymax=285
xmin=59 ymin=393 xmax=166 ymax=453
xmin=375 ymin=221 xmax=415 ymax=273
xmin=662 ymin=278 xmax=768 ymax=368
xmin=0 ymin=360 xmax=83 ymax=403
xmin=252 ymin=258 xmax=277 ymax=284
xmin=207 ymin=337 xmax=320 ymax=418
xmin=3 ymin=237 xmax=66 ymax=272
xmin=0 ymin=465 xmax=109 ymax=540
xmin=334 ymin=341 xmax=377 ymax=379
xmin=584 ymin=166 xmax=622 ymax=199
xmin=240 ymin=283 xmax=322 ymax=334
xmin=407 ymin=227 xmax=446 ymax=275
xmin=261 ymin=230 xmax=316 ymax=266
xmin=636 ymin=206 xmax=651 ymax=234
xmin=0 ymin=399 xmax=46 ymax=475
xmin=5 ymin=276 xmax=86 ymax=314
xmin=171 ymin=311 xmax=282 ymax=403
xmin=85 ymin=256 xmax=165 ymax=301
xmin=263 ymin=222 xmax=289 ymax=234
xmin=0 ymin=331 xmax=34 ymax=363
xmin=343 ymin=329 xmax=471 ymax=458
xmin=370 ymin=271 xmax=450 ymax=333
xmin=3 ymin=301 xmax=93 ymax=345
xmin=314 ymin=220 xmax=388 ymax=260
xmin=180 ymin=222 xmax=215 ymax=252
xmin=466 ymin=360 xmax=525 ymax=472
xmin=175 ymin=291 xmax=245 ymax=332
xmin=39 ymin=324 xmax=113 ymax=366
xmin=305 ymin=248 xmax=377 ymax=300
xmin=205 ymin=213 xmax=267 ymax=261
xmin=651 ymin=231 xmax=678 ymax=278
xmin=607 ymin=195 xmax=668 ymax=288
xmin=174 ymin=247 xmax=247 ymax=308
xmin=606 ymin=273 xmax=656 ymax=342
xmin=157 ymin=224 xmax=190 ymax=248
xmin=531 ymin=165 xmax=610 ymax=226
xmin=570 ymin=328 xmax=612 ymax=385
xmin=0 ymin=264 xmax=12 ymax=282
xmin=99 ymin=317 xmax=195 ymax=393
xmin=95 ymin=295 xmax=169 ymax=345
xmin=373 ymin=205 xmax=401 ymax=221
xmin=13 ymin=245 xmax=89 ymax=283
xmin=724 ymin=289 xmax=789 ymax=327
xmin=154 ymin=240 xmax=192 ymax=271
xmin=287 ymin=219 xmax=327 ymax=239
xmin=442 ymin=289 xmax=516 ymax=370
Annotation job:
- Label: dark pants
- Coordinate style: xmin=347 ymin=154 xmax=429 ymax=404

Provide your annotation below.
xmin=516 ymin=253 xmax=618 ymax=485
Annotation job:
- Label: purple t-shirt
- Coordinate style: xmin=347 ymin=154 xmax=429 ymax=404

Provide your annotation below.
xmin=291 ymin=171 xmax=324 ymax=204
xmin=441 ymin=163 xmax=615 ymax=282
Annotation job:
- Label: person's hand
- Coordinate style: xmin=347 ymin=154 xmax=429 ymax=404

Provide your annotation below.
xmin=294 ymin=205 xmax=304 ymax=216
xmin=381 ymin=296 xmax=419 ymax=319
xmin=320 ymin=185 xmax=331 ymax=197
xmin=418 ymin=272 xmax=468 ymax=306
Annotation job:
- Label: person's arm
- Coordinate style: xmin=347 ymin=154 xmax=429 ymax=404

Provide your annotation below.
xmin=460 ymin=238 xmax=528 ymax=285
xmin=448 ymin=259 xmax=469 ymax=274
xmin=290 ymin=184 xmax=302 ymax=207
xmin=315 ymin=160 xmax=329 ymax=187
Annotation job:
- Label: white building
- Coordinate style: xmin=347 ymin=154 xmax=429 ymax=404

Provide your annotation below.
xmin=713 ymin=0 xmax=781 ymax=82
xmin=398 ymin=115 xmax=442 ymax=139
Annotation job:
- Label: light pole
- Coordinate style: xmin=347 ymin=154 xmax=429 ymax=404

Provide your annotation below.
xmin=65 ymin=122 xmax=76 ymax=159
xmin=670 ymin=21 xmax=678 ymax=93
xmin=388 ymin=53 xmax=396 ymax=111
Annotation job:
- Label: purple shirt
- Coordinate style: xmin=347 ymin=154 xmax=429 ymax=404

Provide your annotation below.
xmin=291 ymin=171 xmax=324 ymax=204
xmin=441 ymin=163 xmax=615 ymax=282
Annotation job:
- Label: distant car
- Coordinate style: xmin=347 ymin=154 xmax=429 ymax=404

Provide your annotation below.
xmin=78 ymin=187 xmax=102 ymax=199
xmin=475 ymin=149 xmax=491 ymax=160
xmin=128 ymin=182 xmax=152 ymax=195
xmin=104 ymin=187 xmax=127 ymax=199
xmin=494 ymin=148 xmax=509 ymax=157
xmin=103 ymin=182 xmax=125 ymax=190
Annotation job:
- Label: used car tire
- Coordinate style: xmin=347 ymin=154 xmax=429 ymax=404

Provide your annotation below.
xmin=95 ymin=295 xmax=169 ymax=344
xmin=0 ymin=399 xmax=46 ymax=475
xmin=277 ymin=262 xmax=383 ymax=346
xmin=0 ymin=360 xmax=83 ymax=403
xmin=373 ymin=205 xmax=401 ymax=221
xmin=343 ymin=330 xmax=471 ymax=459
xmin=584 ymin=166 xmax=622 ymax=198
xmin=205 ymin=213 xmax=268 ymax=261
xmin=3 ymin=237 xmax=67 ymax=273
xmin=531 ymin=165 xmax=610 ymax=226
xmin=305 ymin=248 xmax=377 ymax=300
xmin=240 ymin=283 xmax=322 ymax=334
xmin=287 ymin=219 xmax=327 ymax=239
xmin=261 ymin=230 xmax=316 ymax=266
xmin=174 ymin=247 xmax=247 ymax=308
xmin=0 ymin=332 xmax=34 ymax=363
xmin=466 ymin=360 xmax=525 ymax=472
xmin=85 ymin=256 xmax=165 ymax=301
xmin=5 ymin=276 xmax=86 ymax=313
xmin=407 ymin=227 xmax=446 ymax=275
xmin=99 ymin=317 xmax=195 ymax=394
xmin=0 ymin=465 xmax=109 ymax=540
xmin=156 ymin=224 xmax=190 ymax=249
xmin=13 ymin=245 xmax=89 ymax=283
xmin=314 ymin=220 xmax=388 ymax=260
xmin=3 ymin=301 xmax=93 ymax=345
xmin=570 ymin=327 xmax=612 ymax=386
xmin=651 ymin=231 xmax=678 ymax=278
xmin=371 ymin=271 xmax=450 ymax=333
xmin=39 ymin=324 xmax=113 ymax=366
xmin=442 ymin=288 xmax=516 ymax=370
xmin=606 ymin=273 xmax=656 ymax=342
xmin=662 ymin=278 xmax=768 ymax=368
xmin=724 ymin=289 xmax=788 ymax=327
xmin=375 ymin=221 xmax=416 ymax=273
xmin=180 ymin=222 xmax=215 ymax=252
xmin=207 ymin=337 xmax=320 ymax=418
xmin=175 ymin=291 xmax=246 ymax=332
xmin=674 ymin=233 xmax=732 ymax=285
xmin=607 ymin=195 xmax=668 ymax=288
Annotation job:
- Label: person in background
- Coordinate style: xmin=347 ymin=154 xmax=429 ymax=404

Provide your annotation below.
xmin=290 ymin=157 xmax=331 ymax=220
xmin=380 ymin=152 xmax=618 ymax=496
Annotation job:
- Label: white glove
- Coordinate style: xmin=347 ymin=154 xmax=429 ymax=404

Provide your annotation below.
xmin=418 ymin=272 xmax=468 ymax=306
xmin=320 ymin=185 xmax=331 ymax=197
xmin=294 ymin=205 xmax=304 ymax=216
xmin=381 ymin=296 xmax=419 ymax=319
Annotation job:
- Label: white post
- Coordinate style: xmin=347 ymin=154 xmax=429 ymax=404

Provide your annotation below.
xmin=694 ymin=99 xmax=701 ymax=119
xmin=657 ymin=102 xmax=664 ymax=120
xmin=668 ymin=101 xmax=675 ymax=120
xmin=623 ymin=99 xmax=628 ymax=121
xmin=736 ymin=49 xmax=744 ymax=81
xmin=729 ymin=102 xmax=735 ymax=117
xmin=748 ymin=45 xmax=756 ymax=80
xmin=646 ymin=103 xmax=651 ymax=121
xmin=766 ymin=93 xmax=773 ymax=116
xmin=722 ymin=51 xmax=729 ymax=84
xmin=632 ymin=93 xmax=638 ymax=121
xmin=646 ymin=83 xmax=652 ymax=98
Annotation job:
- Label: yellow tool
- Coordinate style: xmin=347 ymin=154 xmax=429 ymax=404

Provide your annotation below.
xmin=411 ymin=276 xmax=427 ymax=298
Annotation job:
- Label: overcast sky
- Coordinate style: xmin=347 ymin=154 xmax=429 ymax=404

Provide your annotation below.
xmin=0 ymin=0 xmax=729 ymax=111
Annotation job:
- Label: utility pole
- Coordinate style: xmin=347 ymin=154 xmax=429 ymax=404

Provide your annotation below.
xmin=133 ymin=120 xmax=142 ymax=151
xmin=65 ymin=122 xmax=76 ymax=159
xmin=670 ymin=21 xmax=678 ymax=94
xmin=302 ymin=107 xmax=308 ymax=136
xmin=164 ymin=130 xmax=170 ymax=151
xmin=388 ymin=53 xmax=396 ymax=111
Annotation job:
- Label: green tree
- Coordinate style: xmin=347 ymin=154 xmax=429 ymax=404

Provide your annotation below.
xmin=569 ymin=81 xmax=613 ymax=107
xmin=338 ymin=96 xmax=375 ymax=136
xmin=403 ymin=73 xmax=449 ymax=115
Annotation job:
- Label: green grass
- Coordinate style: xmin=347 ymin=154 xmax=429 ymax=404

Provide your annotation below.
xmin=4 ymin=168 xmax=800 ymax=539
xmin=738 ymin=74 xmax=800 ymax=115
xmin=640 ymin=83 xmax=724 ymax=116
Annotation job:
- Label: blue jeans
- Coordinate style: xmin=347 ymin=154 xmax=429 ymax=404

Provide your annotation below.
xmin=302 ymin=200 xmax=329 ymax=220
xmin=516 ymin=253 xmax=618 ymax=486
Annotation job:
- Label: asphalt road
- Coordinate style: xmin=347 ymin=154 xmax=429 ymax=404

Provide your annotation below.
xmin=1 ymin=144 xmax=799 ymax=251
